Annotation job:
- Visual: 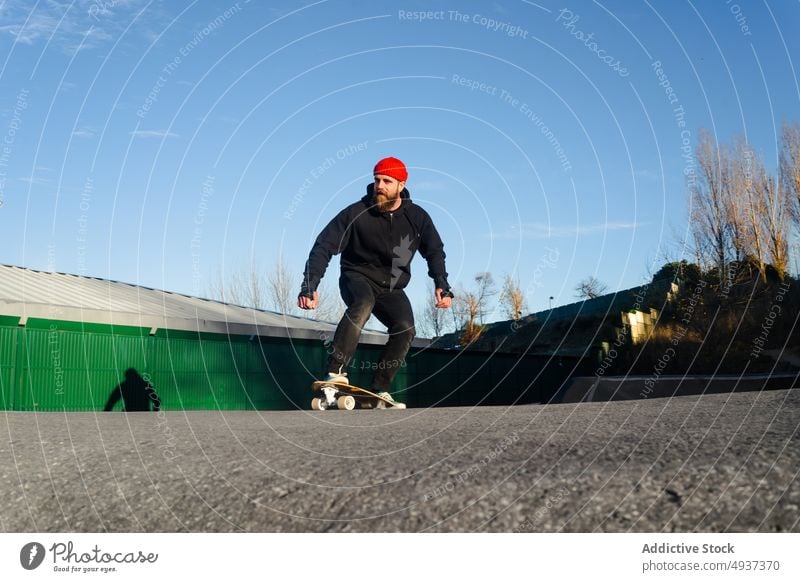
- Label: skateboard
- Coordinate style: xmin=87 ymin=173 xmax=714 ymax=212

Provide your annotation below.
xmin=311 ymin=380 xmax=406 ymax=410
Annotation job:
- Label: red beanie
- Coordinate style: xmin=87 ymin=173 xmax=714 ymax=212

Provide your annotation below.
xmin=373 ymin=157 xmax=408 ymax=183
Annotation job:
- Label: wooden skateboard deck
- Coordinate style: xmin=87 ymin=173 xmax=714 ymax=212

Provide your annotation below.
xmin=311 ymin=380 xmax=406 ymax=410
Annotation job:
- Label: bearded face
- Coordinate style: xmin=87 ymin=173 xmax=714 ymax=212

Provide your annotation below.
xmin=374 ymin=175 xmax=403 ymax=212
xmin=375 ymin=187 xmax=400 ymax=212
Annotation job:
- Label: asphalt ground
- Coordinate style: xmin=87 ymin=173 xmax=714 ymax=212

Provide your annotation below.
xmin=1 ymin=389 xmax=798 ymax=532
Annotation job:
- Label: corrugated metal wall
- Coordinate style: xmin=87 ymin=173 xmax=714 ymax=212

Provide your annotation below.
xmin=0 ymin=321 xmax=18 ymax=409
xmin=0 ymin=317 xmax=583 ymax=411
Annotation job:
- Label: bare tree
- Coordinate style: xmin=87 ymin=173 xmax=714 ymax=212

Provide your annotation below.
xmin=248 ymin=258 xmax=269 ymax=310
xmin=728 ymin=137 xmax=752 ymax=265
xmin=732 ymin=136 xmax=791 ymax=280
xmin=500 ymin=274 xmax=526 ymax=321
xmin=574 ymin=276 xmax=608 ymax=300
xmin=684 ymin=128 xmax=795 ymax=285
xmin=758 ymin=167 xmax=792 ymax=279
xmin=417 ymin=282 xmax=448 ymax=338
xmin=691 ymin=129 xmax=734 ymax=283
xmin=459 ymin=291 xmax=485 ymax=346
xmin=207 ymin=259 xmax=294 ymax=312
xmin=207 ymin=264 xmax=247 ymax=306
xmin=474 ymin=272 xmax=497 ymax=324
xmin=731 ymin=137 xmax=766 ymax=280
xmin=781 ymin=121 xmax=800 ymax=223
xmin=780 ymin=122 xmax=800 ymax=276
xmin=206 ymin=267 xmax=226 ymax=303
xmin=449 ymin=284 xmax=469 ymax=331
xmin=780 ymin=122 xmax=800 ymax=275
xmin=205 ymin=260 xmax=364 ymax=324
xmin=267 ymin=254 xmax=297 ymax=315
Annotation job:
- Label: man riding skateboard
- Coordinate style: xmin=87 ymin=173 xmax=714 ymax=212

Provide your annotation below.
xmin=298 ymin=156 xmax=453 ymax=407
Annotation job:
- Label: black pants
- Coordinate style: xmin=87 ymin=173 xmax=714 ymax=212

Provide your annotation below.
xmin=327 ymin=271 xmax=416 ymax=392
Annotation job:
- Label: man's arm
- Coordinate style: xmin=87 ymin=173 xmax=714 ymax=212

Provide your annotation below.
xmin=103 ymin=386 xmax=121 ymax=412
xmin=299 ymin=206 xmax=353 ymax=306
xmin=418 ymin=212 xmax=453 ymax=298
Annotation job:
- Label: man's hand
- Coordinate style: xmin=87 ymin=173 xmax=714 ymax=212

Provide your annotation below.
xmin=297 ymin=291 xmax=318 ymax=310
xmin=435 ymin=288 xmax=453 ymax=309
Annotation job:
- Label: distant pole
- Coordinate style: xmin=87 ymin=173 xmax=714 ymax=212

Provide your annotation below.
xmin=549 ymin=296 xmax=554 ymax=310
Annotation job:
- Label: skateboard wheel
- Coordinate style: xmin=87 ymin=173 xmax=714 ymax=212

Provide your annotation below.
xmin=311 ymin=397 xmax=326 ymax=411
xmin=337 ymin=395 xmax=356 ymax=411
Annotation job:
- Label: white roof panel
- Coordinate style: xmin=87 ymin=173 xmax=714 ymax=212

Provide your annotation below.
xmin=0 ymin=265 xmax=420 ymax=346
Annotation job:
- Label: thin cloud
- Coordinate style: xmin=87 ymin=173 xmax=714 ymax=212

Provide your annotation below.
xmin=636 ymin=169 xmax=660 ymax=181
xmin=491 ymin=221 xmax=641 ymax=239
xmin=72 ymin=127 xmax=96 ymax=138
xmin=129 ymin=129 xmax=179 ymax=139
xmin=18 ymin=175 xmax=50 ymax=185
xmin=0 ymin=1 xmax=150 ymax=53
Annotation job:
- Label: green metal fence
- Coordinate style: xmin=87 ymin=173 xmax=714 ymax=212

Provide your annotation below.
xmin=0 ymin=316 xmax=585 ymax=411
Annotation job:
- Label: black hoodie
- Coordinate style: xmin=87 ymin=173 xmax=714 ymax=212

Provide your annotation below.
xmin=301 ymin=183 xmax=450 ymax=295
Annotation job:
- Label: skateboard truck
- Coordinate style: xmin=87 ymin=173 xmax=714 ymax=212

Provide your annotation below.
xmin=321 ymin=385 xmax=338 ymax=407
xmin=310 ymin=380 xmax=405 ymax=411
xmin=311 ymin=383 xmax=357 ymax=411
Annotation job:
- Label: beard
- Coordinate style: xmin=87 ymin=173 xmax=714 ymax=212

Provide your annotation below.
xmin=375 ymin=187 xmax=400 ymax=212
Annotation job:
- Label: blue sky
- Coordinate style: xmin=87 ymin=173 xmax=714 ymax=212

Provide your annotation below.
xmin=1 ymin=0 xmax=798 ymax=320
